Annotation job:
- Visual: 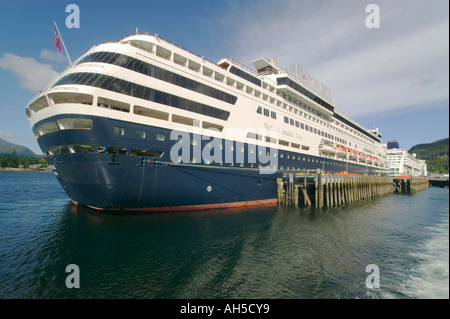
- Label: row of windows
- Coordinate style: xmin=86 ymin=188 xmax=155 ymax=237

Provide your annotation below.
xmin=27 ymin=92 xmax=93 ymax=117
xmin=246 ymin=132 xmax=309 ymax=151
xmin=229 ymin=66 xmax=262 ymax=87
xmin=257 ymin=106 xmax=277 ymax=119
xmin=47 ymin=142 xmax=361 ymax=172
xmin=113 ymin=125 xmax=308 ymax=163
xmin=113 ymin=126 xmax=166 ymax=142
xmin=33 ymin=118 xmax=93 ymax=138
xmin=113 ymin=125 xmax=299 ymax=156
xmin=277 ymin=77 xmax=381 ymax=145
xmin=283 ymin=116 xmax=351 ymax=146
xmin=43 ymin=120 xmax=370 ymax=169
xmin=279 ymin=155 xmax=364 ymax=169
xmin=277 ymin=77 xmax=334 ymax=113
xmin=332 ymin=113 xmax=380 ymax=143
xmin=277 ymin=94 xmax=376 ymax=149
xmin=52 ymin=72 xmax=230 ymax=121
xmin=46 ymin=144 xmax=163 ymax=159
xmin=77 ymin=51 xmax=237 ymax=105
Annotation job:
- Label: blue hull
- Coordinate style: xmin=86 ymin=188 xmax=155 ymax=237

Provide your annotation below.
xmin=51 ymin=156 xmax=278 ymax=210
xmin=35 ymin=114 xmax=378 ymax=210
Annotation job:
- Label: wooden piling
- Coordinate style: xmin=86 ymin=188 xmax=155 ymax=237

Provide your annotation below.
xmin=303 ymin=174 xmax=307 ymax=206
xmin=392 ymin=176 xmax=429 ymax=194
xmin=330 ymin=176 xmax=334 ymax=208
xmin=303 ymin=188 xmax=311 ymax=206
xmin=277 ymin=172 xmax=424 ymax=209
xmin=314 ymin=173 xmax=318 ymax=208
xmin=318 ymin=173 xmax=323 ymax=209
xmin=326 ymin=175 xmax=330 ymax=208
xmin=277 ymin=178 xmax=284 ymax=205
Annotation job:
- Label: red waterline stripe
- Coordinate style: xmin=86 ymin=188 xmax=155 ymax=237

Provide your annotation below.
xmin=76 ymin=198 xmax=278 ymax=212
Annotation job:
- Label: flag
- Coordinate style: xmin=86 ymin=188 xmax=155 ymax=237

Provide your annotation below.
xmin=55 ymin=29 xmax=61 ymax=52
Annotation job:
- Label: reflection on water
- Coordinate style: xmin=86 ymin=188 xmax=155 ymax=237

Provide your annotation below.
xmin=0 ymin=172 xmax=448 ymax=298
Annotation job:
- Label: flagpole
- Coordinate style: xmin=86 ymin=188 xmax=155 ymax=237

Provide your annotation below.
xmin=54 ymin=21 xmax=72 ymax=66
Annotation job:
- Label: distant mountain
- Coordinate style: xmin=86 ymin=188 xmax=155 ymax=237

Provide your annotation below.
xmin=409 ymin=137 xmax=449 ymax=174
xmin=0 ymin=138 xmax=36 ymax=155
xmin=408 ymin=137 xmax=449 ymax=160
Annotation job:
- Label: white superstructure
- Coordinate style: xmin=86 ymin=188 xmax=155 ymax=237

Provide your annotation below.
xmin=27 ymin=33 xmax=388 ymax=173
xmin=385 ymin=143 xmax=427 ymax=176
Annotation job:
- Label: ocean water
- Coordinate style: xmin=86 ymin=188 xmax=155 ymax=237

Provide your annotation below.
xmin=0 ymin=171 xmax=448 ymax=299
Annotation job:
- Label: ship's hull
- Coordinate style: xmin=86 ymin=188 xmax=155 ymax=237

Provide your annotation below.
xmin=36 ymin=114 xmax=379 ymax=211
xmin=52 ymin=156 xmax=280 ymax=211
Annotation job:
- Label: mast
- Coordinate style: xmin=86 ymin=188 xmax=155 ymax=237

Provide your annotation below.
xmin=54 ymin=21 xmax=72 ymax=66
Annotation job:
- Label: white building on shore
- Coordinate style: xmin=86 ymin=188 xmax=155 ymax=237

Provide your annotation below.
xmin=384 ymin=140 xmax=427 ymax=176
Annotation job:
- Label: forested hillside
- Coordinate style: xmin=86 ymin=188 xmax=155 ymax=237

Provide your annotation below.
xmin=409 ymin=138 xmax=449 ymax=174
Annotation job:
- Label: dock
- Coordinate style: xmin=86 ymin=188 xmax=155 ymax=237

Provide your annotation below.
xmin=277 ymin=172 xmax=430 ymax=208
xmin=393 ymin=176 xmax=430 ymax=193
xmin=428 ymin=178 xmax=449 ymax=188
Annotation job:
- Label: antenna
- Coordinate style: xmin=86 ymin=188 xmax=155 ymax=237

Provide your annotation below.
xmin=54 ymin=21 xmax=72 ymax=66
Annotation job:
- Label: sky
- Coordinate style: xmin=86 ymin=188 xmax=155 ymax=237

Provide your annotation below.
xmin=0 ymin=0 xmax=448 ymax=154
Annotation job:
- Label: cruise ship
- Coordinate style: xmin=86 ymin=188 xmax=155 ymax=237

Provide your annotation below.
xmin=26 ymin=32 xmax=389 ymax=211
xmin=385 ymin=140 xmax=427 ymax=177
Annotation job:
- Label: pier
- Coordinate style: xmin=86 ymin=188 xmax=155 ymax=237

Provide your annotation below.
xmin=428 ymin=178 xmax=449 ymax=188
xmin=277 ymin=172 xmax=429 ymax=208
xmin=393 ymin=176 xmax=430 ymax=193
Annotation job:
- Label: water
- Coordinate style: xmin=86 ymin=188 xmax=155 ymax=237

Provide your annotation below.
xmin=0 ymin=171 xmax=448 ymax=299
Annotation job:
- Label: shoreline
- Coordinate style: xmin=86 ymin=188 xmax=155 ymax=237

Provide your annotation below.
xmin=0 ymin=167 xmax=52 ymax=172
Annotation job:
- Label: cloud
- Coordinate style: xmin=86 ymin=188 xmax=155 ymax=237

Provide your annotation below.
xmin=0 ymin=53 xmax=60 ymax=92
xmin=315 ymin=21 xmax=448 ymax=116
xmin=416 ymin=76 xmax=436 ymax=88
xmin=221 ymin=0 xmax=449 ymax=117
xmin=40 ymin=48 xmax=67 ymax=64
xmin=0 ymin=129 xmax=15 ymax=139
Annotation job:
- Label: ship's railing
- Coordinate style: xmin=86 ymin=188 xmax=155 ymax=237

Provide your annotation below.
xmin=27 ymin=58 xmax=78 ymax=107
xmin=118 ymin=32 xmax=218 ymax=66
xmin=333 ymin=109 xmax=374 ymax=137
xmin=220 ymin=57 xmax=335 ymax=105
xmin=42 ymin=54 xmax=86 ymax=92
xmin=280 ymin=62 xmax=334 ymax=105
xmin=221 ymin=56 xmax=260 ymax=76
xmin=219 ymin=57 xmax=279 ymax=87
xmin=119 ymin=34 xmax=278 ymax=88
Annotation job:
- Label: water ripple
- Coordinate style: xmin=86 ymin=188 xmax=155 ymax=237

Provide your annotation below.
xmin=0 ymin=172 xmax=448 ymax=298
